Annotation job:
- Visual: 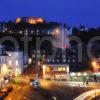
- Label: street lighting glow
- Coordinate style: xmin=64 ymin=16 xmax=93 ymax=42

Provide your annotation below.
xmin=92 ymin=61 xmax=97 ymax=67
xmin=2 ymin=64 xmax=8 ymax=75
xmin=77 ymin=73 xmax=81 ymax=76
xmin=91 ymin=60 xmax=99 ymax=72
xmin=15 ymin=60 xmax=18 ymax=66
xmin=83 ymin=73 xmax=87 ymax=76
xmin=53 ymin=28 xmax=60 ymax=35
xmin=70 ymin=72 xmax=76 ymax=76
xmin=42 ymin=65 xmax=46 ymax=79
xmin=28 ymin=58 xmax=32 ymax=64
xmin=8 ymin=60 xmax=12 ymax=65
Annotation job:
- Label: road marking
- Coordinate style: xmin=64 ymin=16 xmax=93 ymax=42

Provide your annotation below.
xmin=74 ymin=89 xmax=100 ymax=100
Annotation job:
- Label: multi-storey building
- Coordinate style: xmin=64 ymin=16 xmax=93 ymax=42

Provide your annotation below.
xmin=0 ymin=45 xmax=24 ymax=77
xmin=6 ymin=51 xmax=24 ymax=76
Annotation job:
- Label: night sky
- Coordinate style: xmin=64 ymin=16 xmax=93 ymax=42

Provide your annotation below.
xmin=0 ymin=0 xmax=100 ymax=27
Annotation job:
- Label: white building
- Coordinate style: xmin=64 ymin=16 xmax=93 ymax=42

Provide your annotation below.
xmin=6 ymin=51 xmax=24 ymax=76
xmin=0 ymin=54 xmax=8 ymax=76
xmin=0 ymin=45 xmax=8 ymax=77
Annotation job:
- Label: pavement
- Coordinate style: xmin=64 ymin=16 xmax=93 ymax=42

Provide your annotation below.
xmin=40 ymin=80 xmax=93 ymax=100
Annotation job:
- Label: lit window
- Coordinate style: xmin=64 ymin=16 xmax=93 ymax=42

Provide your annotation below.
xmin=47 ymin=59 xmax=50 ymax=62
xmin=15 ymin=60 xmax=18 ymax=66
xmin=32 ymin=54 xmax=35 ymax=58
xmin=31 ymin=31 xmax=34 ymax=33
xmin=3 ymin=30 xmax=5 ymax=32
xmin=5 ymin=28 xmax=7 ymax=31
xmin=19 ymin=31 xmax=23 ymax=34
xmin=9 ymin=30 xmax=12 ymax=33
xmin=73 ymin=59 xmax=75 ymax=63
xmin=16 ymin=18 xmax=21 ymax=23
xmin=8 ymin=54 xmax=11 ymax=57
xmin=37 ymin=30 xmax=39 ymax=33
xmin=58 ymin=67 xmax=66 ymax=71
xmin=63 ymin=55 xmax=66 ymax=58
xmin=28 ymin=19 xmax=36 ymax=24
xmin=45 ymin=67 xmax=50 ymax=72
xmin=52 ymin=59 xmax=55 ymax=62
xmin=48 ymin=31 xmax=50 ymax=34
xmin=37 ymin=50 xmax=40 ymax=53
xmin=8 ymin=60 xmax=12 ymax=65
xmin=37 ymin=18 xmax=44 ymax=23
xmin=63 ymin=59 xmax=66 ymax=62
xmin=28 ymin=58 xmax=32 ymax=64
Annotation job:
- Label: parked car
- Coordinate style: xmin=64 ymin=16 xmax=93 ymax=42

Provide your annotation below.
xmin=0 ymin=86 xmax=13 ymax=99
xmin=0 ymin=92 xmax=7 ymax=100
xmin=3 ymin=86 xmax=13 ymax=93
xmin=6 ymin=86 xmax=13 ymax=92
xmin=0 ymin=89 xmax=8 ymax=100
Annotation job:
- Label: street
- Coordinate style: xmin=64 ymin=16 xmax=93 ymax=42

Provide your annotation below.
xmin=4 ymin=76 xmax=46 ymax=100
xmin=4 ymin=75 xmax=93 ymax=100
xmin=3 ymin=72 xmax=100 ymax=100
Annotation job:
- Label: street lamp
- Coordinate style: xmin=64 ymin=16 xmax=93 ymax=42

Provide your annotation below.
xmin=53 ymin=28 xmax=60 ymax=36
xmin=92 ymin=60 xmax=99 ymax=72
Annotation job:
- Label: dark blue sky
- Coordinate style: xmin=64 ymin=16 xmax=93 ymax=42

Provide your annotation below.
xmin=0 ymin=0 xmax=100 ymax=27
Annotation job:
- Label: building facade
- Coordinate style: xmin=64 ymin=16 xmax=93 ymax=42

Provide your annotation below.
xmin=0 ymin=45 xmax=8 ymax=77
xmin=42 ymin=64 xmax=69 ymax=80
xmin=6 ymin=51 xmax=24 ymax=76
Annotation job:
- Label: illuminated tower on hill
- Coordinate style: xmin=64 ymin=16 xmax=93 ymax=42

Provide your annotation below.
xmin=16 ymin=17 xmax=45 ymax=24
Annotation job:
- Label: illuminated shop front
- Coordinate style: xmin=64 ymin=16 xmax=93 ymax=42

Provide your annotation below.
xmin=43 ymin=64 xmax=70 ymax=81
xmin=70 ymin=72 xmax=92 ymax=82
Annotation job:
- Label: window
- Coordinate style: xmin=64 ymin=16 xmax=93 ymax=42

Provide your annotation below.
xmin=68 ymin=59 xmax=70 ymax=63
xmin=8 ymin=60 xmax=12 ymax=65
xmin=52 ymin=59 xmax=55 ymax=62
xmin=57 ymin=59 xmax=59 ymax=62
xmin=73 ymin=59 xmax=75 ymax=63
xmin=0 ymin=58 xmax=1 ymax=64
xmin=47 ymin=59 xmax=50 ymax=62
xmin=19 ymin=31 xmax=23 ymax=34
xmin=63 ymin=59 xmax=66 ymax=62
xmin=15 ymin=60 xmax=18 ymax=66
xmin=58 ymin=67 xmax=66 ymax=71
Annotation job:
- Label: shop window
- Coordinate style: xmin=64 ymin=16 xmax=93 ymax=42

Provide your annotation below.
xmin=58 ymin=67 xmax=66 ymax=71
xmin=45 ymin=67 xmax=51 ymax=72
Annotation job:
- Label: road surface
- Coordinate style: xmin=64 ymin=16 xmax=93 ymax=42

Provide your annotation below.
xmin=4 ymin=76 xmax=46 ymax=100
